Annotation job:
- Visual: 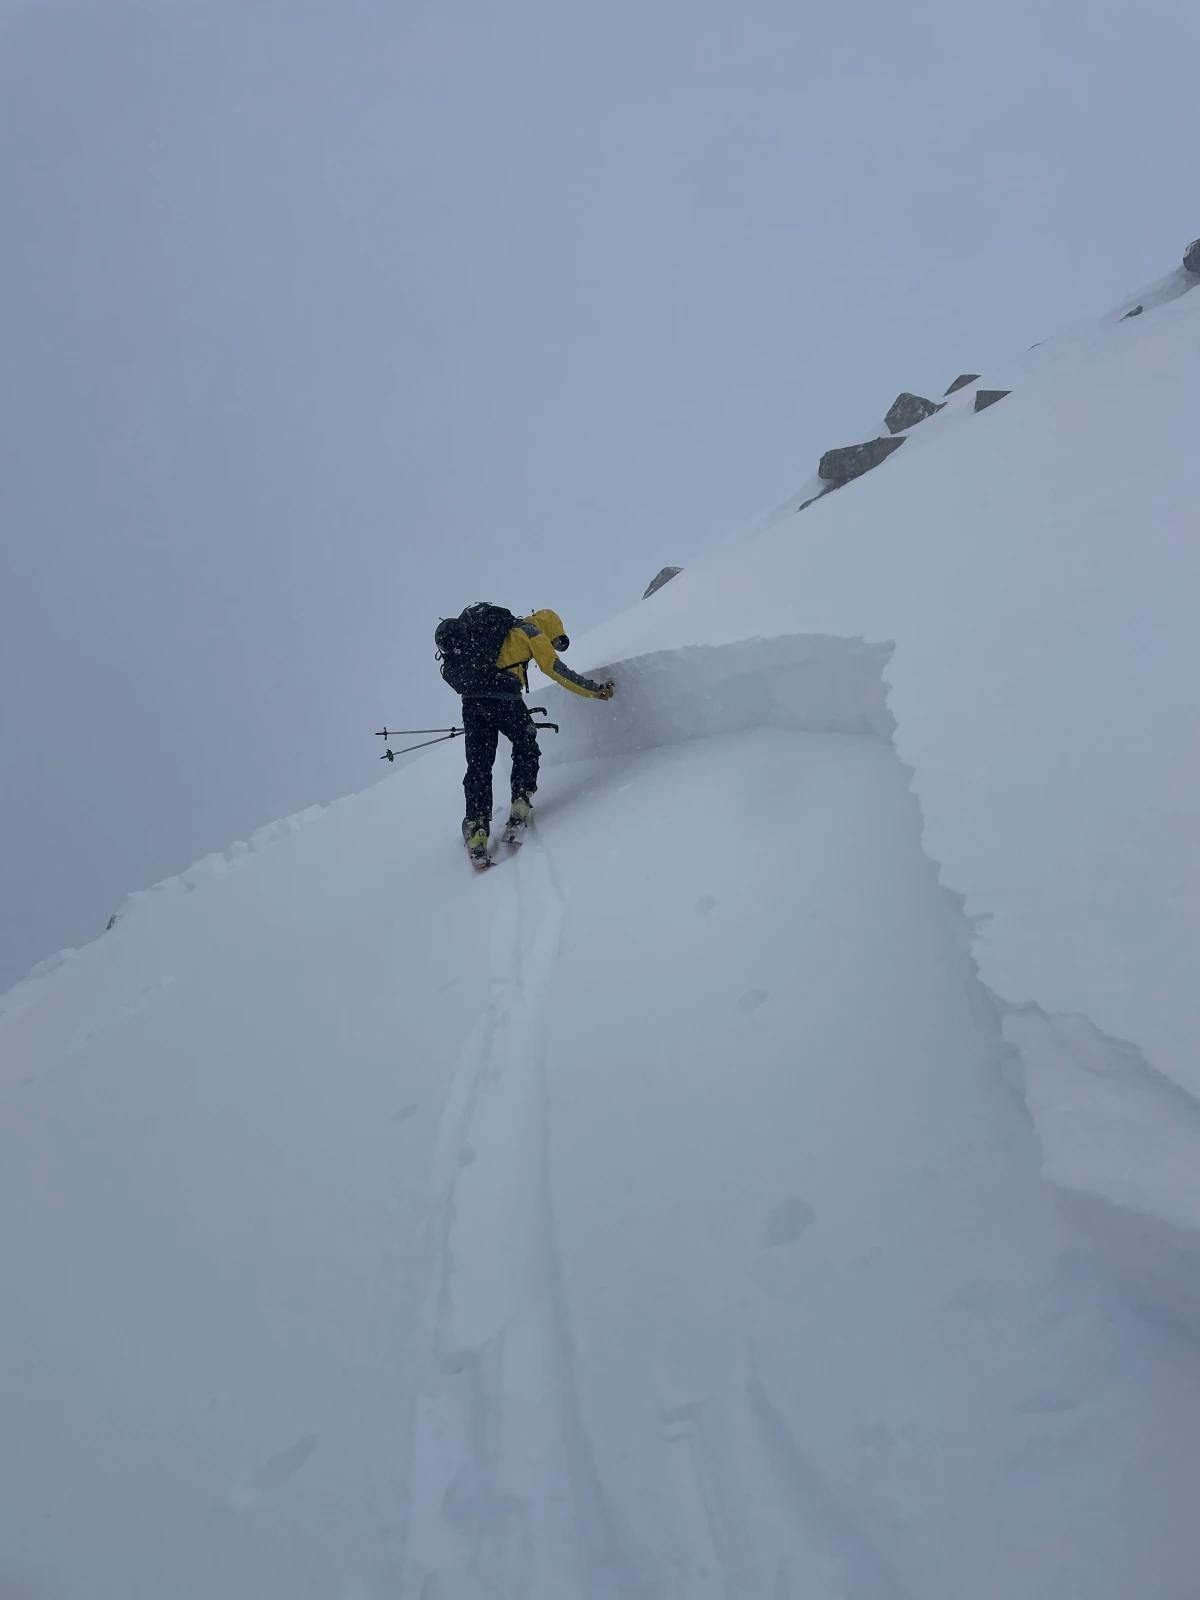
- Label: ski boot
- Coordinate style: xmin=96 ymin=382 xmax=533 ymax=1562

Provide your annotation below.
xmin=502 ymin=792 xmax=533 ymax=847
xmin=462 ymin=817 xmax=491 ymax=870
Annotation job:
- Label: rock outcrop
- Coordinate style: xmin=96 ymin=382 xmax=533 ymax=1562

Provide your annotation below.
xmin=643 ymin=566 xmax=682 ymax=600
xmin=798 ymin=488 xmax=833 ymax=512
xmin=884 ymin=392 xmax=944 ymax=435
xmin=818 ymin=436 xmax=906 ymax=487
xmin=974 ymin=389 xmax=1010 ymax=413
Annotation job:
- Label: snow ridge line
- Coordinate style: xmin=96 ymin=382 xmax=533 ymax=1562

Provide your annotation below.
xmin=399 ymin=829 xmax=639 ymax=1599
xmin=116 ymin=803 xmax=331 ymax=914
xmin=0 ymin=802 xmax=333 ymax=1021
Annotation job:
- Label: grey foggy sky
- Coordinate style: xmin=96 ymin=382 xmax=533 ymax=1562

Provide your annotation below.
xmin=1 ymin=0 xmax=1196 ymax=991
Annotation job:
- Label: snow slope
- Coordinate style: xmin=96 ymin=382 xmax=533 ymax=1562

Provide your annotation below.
xmin=568 ymin=272 xmax=1200 ymax=1314
xmin=579 ymin=283 xmax=1200 ymax=1104
xmin=3 ymin=260 xmax=1199 ymax=1600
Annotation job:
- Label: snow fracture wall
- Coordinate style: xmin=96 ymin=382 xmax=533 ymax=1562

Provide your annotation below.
xmin=544 ymin=619 xmax=1200 ymax=1359
xmin=540 ymin=634 xmax=895 ymax=770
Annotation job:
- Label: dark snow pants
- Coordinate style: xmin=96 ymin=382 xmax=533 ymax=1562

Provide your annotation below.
xmin=462 ymin=695 xmax=540 ymax=823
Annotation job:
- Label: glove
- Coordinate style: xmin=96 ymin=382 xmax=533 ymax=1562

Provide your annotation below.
xmin=595 ymin=681 xmax=615 ymax=701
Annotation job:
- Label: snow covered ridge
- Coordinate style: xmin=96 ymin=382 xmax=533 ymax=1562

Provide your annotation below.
xmin=575 ymin=247 xmax=1200 ymax=1271
xmin=710 ymin=231 xmax=1200 ymax=526
xmin=1107 ymin=243 xmax=1200 ymax=321
xmin=0 ymin=801 xmax=329 ymax=1024
xmin=119 ymin=804 xmax=331 ymax=911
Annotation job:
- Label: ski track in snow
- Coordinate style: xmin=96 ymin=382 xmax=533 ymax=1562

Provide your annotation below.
xmin=398 ymin=810 xmax=911 ymax=1600
xmin=400 ymin=828 xmax=635 ymax=1600
xmin=651 ymin=1360 xmax=915 ymax=1600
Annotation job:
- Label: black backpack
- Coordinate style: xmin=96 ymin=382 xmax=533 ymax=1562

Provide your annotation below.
xmin=434 ymin=602 xmax=520 ymax=696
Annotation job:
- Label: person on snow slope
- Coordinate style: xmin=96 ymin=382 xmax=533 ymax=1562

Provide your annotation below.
xmin=455 ymin=607 xmax=613 ymax=864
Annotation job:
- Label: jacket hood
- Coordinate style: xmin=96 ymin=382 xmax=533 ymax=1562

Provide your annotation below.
xmin=528 ymin=609 xmax=566 ymax=639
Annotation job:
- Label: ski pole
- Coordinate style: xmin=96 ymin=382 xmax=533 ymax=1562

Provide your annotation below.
xmin=381 ymin=729 xmax=464 ymax=761
xmin=378 ymin=710 xmax=558 ymax=761
xmin=377 ymin=707 xmax=549 ymax=741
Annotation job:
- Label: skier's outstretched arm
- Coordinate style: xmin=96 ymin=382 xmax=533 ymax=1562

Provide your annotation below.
xmin=525 ymin=628 xmax=613 ymax=698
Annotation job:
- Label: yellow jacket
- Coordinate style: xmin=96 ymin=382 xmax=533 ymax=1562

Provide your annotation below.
xmin=496 ymin=609 xmax=606 ymax=699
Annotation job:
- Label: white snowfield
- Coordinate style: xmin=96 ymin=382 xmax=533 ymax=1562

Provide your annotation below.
xmin=3 ymin=264 xmax=1199 ymax=1599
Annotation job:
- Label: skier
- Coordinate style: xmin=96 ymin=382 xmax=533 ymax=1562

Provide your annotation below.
xmin=435 ymin=605 xmax=614 ymax=868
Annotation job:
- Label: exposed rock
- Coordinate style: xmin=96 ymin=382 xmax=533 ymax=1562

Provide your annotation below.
xmin=798 ymin=488 xmax=834 ymax=512
xmin=884 ymin=392 xmax=944 ymax=435
xmin=1184 ymin=238 xmax=1200 ymax=276
xmin=642 ymin=565 xmax=682 ymax=600
xmin=974 ymin=389 xmax=1010 ymax=413
xmin=1121 ymin=305 xmax=1144 ymax=320
xmin=944 ymin=373 xmax=980 ymax=396
xmin=817 ymin=436 xmax=905 ymax=487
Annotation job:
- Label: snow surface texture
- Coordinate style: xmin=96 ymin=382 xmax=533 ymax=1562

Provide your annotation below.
xmin=3 ymin=263 xmax=1200 ymax=1598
